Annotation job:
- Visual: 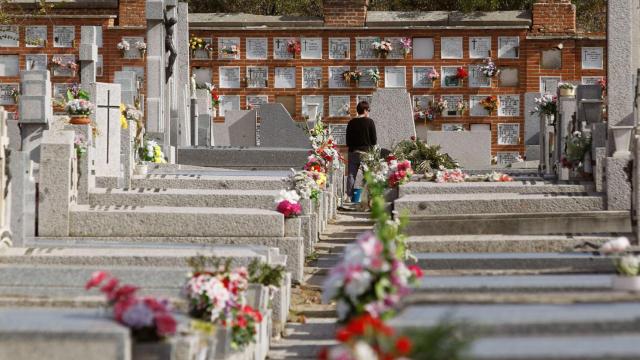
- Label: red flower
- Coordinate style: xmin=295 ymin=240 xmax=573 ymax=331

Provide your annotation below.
xmin=86 ymin=271 xmax=109 ymax=290
xmin=236 ymin=314 xmax=248 ymax=328
xmin=408 ymin=265 xmax=424 ymax=278
xmin=113 ymin=296 xmax=136 ymax=321
xmin=111 ymin=285 xmax=138 ymax=301
xmin=317 ymin=347 xmax=328 ymax=360
xmin=100 ymin=278 xmax=119 ymax=295
xmin=456 ymin=66 xmax=468 ymax=79
xmin=410 ymin=135 xmax=416 ymax=141
xmin=336 ymin=328 xmax=351 ymax=342
xmin=277 ymin=200 xmax=302 ymax=218
xmin=154 ymin=312 xmax=177 ymax=336
xmin=395 ymin=336 xmax=412 ymax=355
xmin=386 ymin=154 xmax=397 ymax=162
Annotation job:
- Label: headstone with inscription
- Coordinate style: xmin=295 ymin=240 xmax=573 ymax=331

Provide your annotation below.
xmin=218 ymin=37 xmax=240 ymax=60
xmin=25 ymin=54 xmax=47 ymax=71
xmin=498 ymin=36 xmax=519 ymax=58
xmin=497 ymin=123 xmax=520 ymax=145
xmin=53 ymin=26 xmax=75 ymax=47
xmin=469 ymin=65 xmax=490 ymax=88
xmin=368 ymin=89 xmax=416 ymax=149
xmin=470 ymin=95 xmax=490 ymax=116
xmin=274 ymin=67 xmax=296 ymax=88
xmin=356 ymin=37 xmax=376 ymax=59
xmin=274 ymin=38 xmax=294 ymax=59
xmin=258 ymin=104 xmax=310 ymax=148
xmin=329 ymin=38 xmax=350 ymax=59
xmin=582 ymin=47 xmax=604 ymax=69
xmin=469 ymin=37 xmax=491 ymax=58
xmin=51 ymin=54 xmax=76 ymax=77
xmin=219 ymin=67 xmax=239 ymax=88
xmin=121 ymin=36 xmax=145 ymax=59
xmin=25 ymin=26 xmax=46 ymax=47
xmin=0 ymin=26 xmax=19 ymax=47
xmin=90 ymin=82 xmax=122 ymax=179
xmin=442 ymin=66 xmax=461 ymax=87
xmin=330 ymin=124 xmax=347 ymax=145
xmin=329 ymin=66 xmax=349 ymax=88
xmin=413 ymin=66 xmax=434 ymax=88
xmin=247 ymin=66 xmax=268 ymax=88
xmin=497 ymin=152 xmax=520 ymax=165
xmin=0 ymin=84 xmax=18 ymax=106
xmin=302 ymin=95 xmax=324 ymax=119
xmin=329 ymin=96 xmax=350 ymax=117
xmin=247 ymin=95 xmax=269 ymax=110
xmin=247 ymin=38 xmax=268 ymax=60
xmin=301 ymin=37 xmax=322 ymax=59
xmin=303 ymin=67 xmax=322 ymax=89
xmin=0 ymin=55 xmax=19 ymax=77
xmin=357 ymin=66 xmax=377 ymax=88
xmin=498 ymin=95 xmax=520 ymax=117
xmin=441 ymin=37 xmax=463 ymax=59
xmin=219 ymin=95 xmax=240 ymax=117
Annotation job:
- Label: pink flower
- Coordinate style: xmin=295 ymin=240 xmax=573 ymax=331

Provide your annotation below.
xmin=100 ymin=278 xmax=119 ymax=295
xmin=154 ymin=312 xmax=177 ymax=336
xmin=86 ymin=271 xmax=109 ymax=290
xmin=277 ymin=200 xmax=302 ymax=218
xmin=408 ymin=265 xmax=424 ymax=278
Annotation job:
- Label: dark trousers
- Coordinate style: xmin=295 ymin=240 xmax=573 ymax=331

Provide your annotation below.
xmin=346 ymin=152 xmax=362 ymax=197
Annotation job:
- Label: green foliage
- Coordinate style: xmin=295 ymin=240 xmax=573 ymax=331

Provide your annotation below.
xmin=248 ymin=259 xmax=286 ymax=287
xmin=66 ymin=89 xmax=90 ymax=102
xmin=404 ymin=322 xmax=471 ymax=360
xmin=392 ymin=138 xmax=459 ymax=175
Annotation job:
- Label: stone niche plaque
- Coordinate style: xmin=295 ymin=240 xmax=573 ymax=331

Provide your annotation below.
xmin=497 ymin=123 xmax=520 ymax=145
xmin=247 ymin=95 xmax=268 ymax=109
xmin=122 ymin=66 xmax=144 ymax=83
xmin=441 ymin=37 xmax=463 ymax=59
xmin=193 ymin=67 xmax=212 ymax=87
xmin=442 ymin=66 xmax=462 ymax=88
xmin=442 ymin=123 xmax=465 ymax=131
xmin=51 ymin=55 xmax=76 ymax=77
xmin=498 ymin=36 xmax=519 ymax=58
xmin=0 ymin=55 xmax=19 ymax=76
xmin=0 ymin=84 xmax=18 ymax=105
xmin=302 ymin=95 xmax=324 ymax=119
xmin=357 ymin=94 xmax=373 ymax=106
xmin=122 ymin=36 xmax=144 ymax=59
xmin=303 ymin=67 xmax=322 ymax=89
xmin=53 ymin=83 xmax=74 ymax=100
xmin=329 ymin=66 xmax=349 ymax=88
xmin=220 ymin=95 xmax=240 ymax=117
xmin=413 ymin=95 xmax=433 ymax=111
xmin=582 ymin=47 xmax=603 ymax=69
xmin=301 ymin=37 xmax=322 ymax=59
xmin=356 ymin=37 xmax=376 ymax=59
xmin=498 ymin=95 xmax=520 ymax=117
xmin=329 ymin=96 xmax=350 ymax=117
xmin=541 ymin=49 xmax=562 ymax=70
xmin=246 ymin=38 xmax=268 ymax=60
xmin=471 ymin=124 xmax=491 ymax=132
xmin=53 ymin=26 xmax=75 ymax=48
xmin=25 ymin=26 xmax=47 ymax=47
xmin=582 ymin=76 xmax=603 ymax=85
xmin=25 ymin=54 xmax=47 ymax=71
xmin=442 ymin=95 xmax=464 ymax=117
xmin=385 ymin=66 xmax=406 ymax=88
xmin=540 ymin=76 xmax=561 ymax=94
xmin=357 ymin=66 xmax=377 ymax=88
xmin=387 ymin=37 xmax=405 ymax=59
xmin=469 ymin=37 xmax=491 ymax=59
xmin=470 ymin=95 xmax=490 ymax=116
xmin=497 ymin=152 xmax=520 ymax=165
xmin=329 ymin=124 xmax=347 ymax=145
xmin=329 ymin=38 xmax=350 ymax=59
xmin=246 ymin=66 xmax=268 ymax=88
xmin=274 ymin=67 xmax=296 ymax=88
xmin=0 ymin=26 xmax=19 ymax=47
xmin=413 ymin=66 xmax=434 ymax=88
xmin=218 ymin=66 xmax=239 ymax=88
xmin=192 ymin=37 xmax=212 ymax=59
xmin=218 ymin=37 xmax=240 ymax=60
xmin=469 ymin=65 xmax=491 ymax=88
xmin=499 ymin=68 xmax=519 ymax=87
xmin=274 ymin=37 xmax=294 ymax=60
xmin=413 ymin=38 xmax=434 ymax=59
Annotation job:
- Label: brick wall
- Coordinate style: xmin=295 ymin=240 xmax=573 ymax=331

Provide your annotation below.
xmin=118 ymin=0 xmax=147 ymax=27
xmin=323 ymin=0 xmax=368 ymax=27
xmin=531 ymin=0 xmax=576 ymax=34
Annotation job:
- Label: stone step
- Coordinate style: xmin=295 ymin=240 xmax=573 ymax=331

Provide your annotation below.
xmin=395 ymin=193 xmax=605 ymax=216
xmin=404 ymin=211 xmax=631 ymax=236
xmin=407 ymin=235 xmax=619 ymax=253
xmin=399 ymin=181 xmax=595 ymax=196
xmin=314 ymin=242 xmax=347 ymax=253
xmin=129 ymin=173 xmax=288 ymax=190
xmin=177 ymin=147 xmax=310 ymax=170
xmin=89 ymin=188 xmax=281 ymax=209
xmin=415 ymin=252 xmax=615 ymax=273
xmin=390 ymin=303 xmax=640 ymax=336
xmin=291 ymin=304 xmax=336 ymax=318
xmin=68 ymin=205 xmax=284 ymax=237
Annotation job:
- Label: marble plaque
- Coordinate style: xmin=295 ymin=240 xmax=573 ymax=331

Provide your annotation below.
xmin=469 ymin=37 xmax=491 ymax=58
xmin=442 ymin=123 xmax=465 ymax=131
xmin=0 ymin=26 xmax=19 ymax=47
xmin=582 ymin=76 xmax=604 ymax=85
xmin=441 ymin=37 xmax=463 ymax=59
xmin=247 ymin=95 xmax=268 ymax=109
xmin=274 ymin=37 xmax=294 ymax=59
xmin=442 ymin=95 xmax=464 ymax=117
xmin=385 ymin=66 xmax=406 ymax=88
xmin=442 ymin=66 xmax=462 ymax=88
xmin=218 ymin=66 xmax=240 ymax=88
xmin=541 ymin=49 xmax=562 ymax=69
xmin=498 ymin=95 xmax=520 ymax=117
xmin=97 ymin=55 xmax=103 ymax=77
xmin=497 ymin=152 xmax=519 ymax=165
xmin=51 ymin=54 xmax=76 ymax=77
xmin=122 ymin=36 xmax=144 ymax=59
xmin=497 ymin=123 xmax=520 ymax=145
xmin=498 ymin=36 xmax=519 ymax=58
xmin=246 ymin=38 xmax=268 ymax=60
xmin=53 ymin=26 xmax=75 ymax=47
xmin=219 ymin=95 xmax=240 ymax=117
xmin=357 ymin=95 xmax=373 ymax=106
xmin=329 ymin=124 xmax=347 ymax=145
xmin=193 ymin=67 xmax=212 ymax=87
xmin=470 ymin=95 xmax=490 ymax=116
xmin=413 ymin=38 xmax=434 ymax=59
xmin=302 ymin=95 xmax=324 ymax=118
xmin=329 ymin=96 xmax=350 ymax=117
xmin=25 ymin=26 xmax=46 ymax=47
xmin=471 ymin=124 xmax=491 ymax=132
xmin=499 ymin=68 xmax=519 ymax=87
xmin=356 ymin=37 xmax=376 ymax=59
xmin=469 ymin=65 xmax=491 ymax=88
xmin=25 ymin=54 xmax=47 ymax=71
xmin=0 ymin=84 xmax=18 ymax=105
xmin=218 ymin=37 xmax=240 ymax=60
xmin=540 ymin=76 xmax=561 ymax=94
xmin=274 ymin=67 xmax=296 ymax=88
xmin=302 ymin=67 xmax=322 ymax=89
xmin=582 ymin=47 xmax=603 ymax=69
xmin=53 ymin=83 xmax=74 ymax=99
xmin=387 ymin=37 xmax=405 ymax=59
xmin=246 ymin=66 xmax=268 ymax=88
xmin=413 ymin=95 xmax=433 ymax=111
xmin=329 ymin=66 xmax=349 ymax=88
xmin=329 ymin=38 xmax=350 ymax=59
xmin=301 ymin=37 xmax=322 ymax=59
xmin=122 ymin=66 xmax=144 ymax=82
xmin=192 ymin=37 xmax=212 ymax=59
xmin=413 ymin=66 xmax=434 ymax=88
xmin=357 ymin=66 xmax=377 ymax=88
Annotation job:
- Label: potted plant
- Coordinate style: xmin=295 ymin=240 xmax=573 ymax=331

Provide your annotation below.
xmin=558 ymin=82 xmax=576 ymax=97
xmin=371 ymin=39 xmax=392 ymax=59
xmin=65 ymin=99 xmax=94 ymax=125
xmin=400 ymin=37 xmax=412 ymax=59
xmin=117 ymin=39 xmax=130 ymax=57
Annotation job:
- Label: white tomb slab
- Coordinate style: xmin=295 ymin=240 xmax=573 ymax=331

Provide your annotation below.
xmin=469 ymin=37 xmax=491 ymax=58
xmin=498 ymin=36 xmax=520 ymax=58
xmin=540 ymin=76 xmax=561 ymax=94
xmin=498 ymin=95 xmax=520 ymax=117
xmin=302 ymin=67 xmax=322 ymax=89
xmin=356 ymin=37 xmax=377 ymax=59
xmin=497 ymin=123 xmax=520 ymax=145
xmin=53 ymin=26 xmax=75 ymax=47
xmin=329 ymin=66 xmax=349 ymax=88
xmin=582 ymin=47 xmax=604 ymax=69
xmin=25 ymin=26 xmax=46 ymax=47
xmin=441 ymin=37 xmax=463 ymax=59
xmin=0 ymin=26 xmax=19 ymax=47
xmin=329 ymin=38 xmax=350 ymax=59
xmin=218 ymin=37 xmax=240 ymax=60
xmin=470 ymin=95 xmax=490 ymax=117
xmin=91 ymin=82 xmax=122 ymax=178
xmin=413 ymin=66 xmax=435 ymax=88
xmin=413 ymin=38 xmax=434 ymax=59
xmin=301 ymin=37 xmax=322 ymax=59
xmin=25 ymin=54 xmax=47 ymax=71
xmin=219 ymin=95 xmax=240 ymax=117
xmin=385 ymin=66 xmax=406 ymax=88
xmin=357 ymin=94 xmax=373 ymax=106
xmin=246 ymin=38 xmax=268 ymax=60
xmin=329 ymin=96 xmax=350 ymax=117
xmin=469 ymin=65 xmax=491 ymax=88
xmin=0 ymin=55 xmax=19 ymax=77
xmin=121 ymin=36 xmax=144 ymax=59
xmin=442 ymin=95 xmax=464 ymax=117
xmin=302 ymin=95 xmax=324 ymax=119
xmin=274 ymin=37 xmax=295 ymax=59
xmin=357 ymin=66 xmax=378 ymax=88
xmin=247 ymin=95 xmax=268 ymax=109
xmin=247 ymin=66 xmax=269 ymax=88
xmin=442 ymin=66 xmax=462 ymax=88
xmin=218 ymin=66 xmax=240 ymax=88
xmin=274 ymin=67 xmax=296 ymax=88
xmin=0 ymin=84 xmax=18 ymax=105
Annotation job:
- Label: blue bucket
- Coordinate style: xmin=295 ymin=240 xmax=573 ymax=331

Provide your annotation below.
xmin=351 ymin=188 xmax=363 ymax=203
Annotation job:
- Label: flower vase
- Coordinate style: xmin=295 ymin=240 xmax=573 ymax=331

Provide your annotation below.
xmin=559 ymin=167 xmax=570 ymax=181
xmin=611 ymin=125 xmax=634 ymax=158
xmin=69 ymin=115 xmax=91 ymax=125
xmin=432 ymin=79 xmax=438 ymax=88
xmin=208 ymin=50 xmax=213 ymax=59
xmin=559 ymin=88 xmax=576 ymax=97
xmin=121 ymin=50 xmax=127 ymax=58
xmin=139 ymin=49 xmax=146 ymax=59
xmin=134 ymin=164 xmax=148 ymax=175
xmin=612 ymin=276 xmax=640 ymax=292
xmin=403 ymin=52 xmax=410 ymax=59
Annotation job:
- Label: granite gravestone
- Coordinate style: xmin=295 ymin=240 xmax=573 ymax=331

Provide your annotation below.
xmin=18 ymin=71 xmax=52 ymax=164
xmin=114 ymin=71 xmax=138 ymax=106
xmin=91 ymin=82 xmax=122 ymax=179
xmin=426 ymin=131 xmax=490 ymax=168
xmin=257 ymin=104 xmax=310 ymax=148
xmin=196 ymin=88 xmax=213 ymax=146
xmin=214 ymin=110 xmax=257 ymax=147
xmin=368 ymin=88 xmax=417 ymax=149
xmin=79 ymin=26 xmax=98 ymax=88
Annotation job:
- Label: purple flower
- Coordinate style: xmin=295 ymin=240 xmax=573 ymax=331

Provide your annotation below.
xmin=121 ymin=301 xmax=155 ymax=328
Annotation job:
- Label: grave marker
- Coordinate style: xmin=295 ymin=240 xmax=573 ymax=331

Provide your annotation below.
xmin=469 ymin=65 xmax=490 ymax=88
xmin=0 ymin=84 xmax=17 ymax=106
xmin=384 ymin=66 xmax=406 ymax=88
xmin=274 ymin=37 xmax=294 ymax=59
xmin=541 ymin=49 xmax=562 ymax=69
xmin=329 ymin=124 xmax=347 ymax=145
xmin=302 ymin=95 xmax=324 ymax=119
xmin=91 ymin=82 xmax=122 ymax=179
xmin=442 ymin=95 xmax=464 ymax=117
xmin=219 ymin=95 xmax=240 ymax=117
xmin=469 ymin=37 xmax=491 ymax=58
xmin=246 ymin=38 xmax=268 ymax=60
xmin=497 ymin=123 xmax=520 ymax=145
xmin=356 ymin=37 xmax=376 ymax=59
xmin=258 ymin=104 xmax=310 ymax=148
xmin=582 ymin=47 xmax=604 ymax=69
xmin=114 ymin=71 xmax=138 ymax=106
xmin=218 ymin=37 xmax=240 ymax=60
xmin=329 ymin=96 xmax=350 ymax=117
xmin=329 ymin=38 xmax=350 ymax=59
xmin=368 ymin=88 xmax=416 ymax=149
xmin=247 ymin=66 xmax=269 ymax=88
xmin=441 ymin=37 xmax=463 ymax=59
xmin=499 ymin=68 xmax=519 ymax=87
xmin=0 ymin=55 xmax=19 ymax=77
xmin=302 ymin=67 xmax=322 ymax=89
xmin=498 ymin=95 xmax=520 ymax=117
xmin=301 ymin=37 xmax=322 ymax=59
xmin=274 ymin=67 xmax=296 ymax=88
xmin=413 ymin=66 xmax=434 ymax=88
xmin=540 ymin=76 xmax=561 ymax=94
xmin=24 ymin=54 xmax=47 ymax=71
xmin=470 ymin=95 xmax=490 ymax=116
xmin=357 ymin=66 xmax=377 ymax=88
xmin=0 ymin=26 xmax=19 ymax=47
xmin=413 ymin=38 xmax=434 ymax=59
xmin=247 ymin=95 xmax=269 ymax=110
xmin=25 ymin=26 xmax=46 ymax=47
xmin=219 ymin=66 xmax=240 ymax=88
xmin=214 ymin=110 xmax=257 ymax=147
xmin=53 ymin=26 xmax=75 ymax=47
xmin=498 ymin=36 xmax=519 ymax=58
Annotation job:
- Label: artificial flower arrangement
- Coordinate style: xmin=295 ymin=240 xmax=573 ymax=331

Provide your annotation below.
xmin=287 ymin=39 xmax=301 ymax=56
xmin=531 ymin=94 xmax=557 ymax=117
xmin=465 ymin=171 xmax=514 ymax=182
xmin=66 ymin=83 xmax=90 ymax=102
xmin=117 ymin=39 xmax=130 ymax=53
xmin=183 ymin=257 xmax=263 ymax=350
xmin=65 ymin=99 xmax=94 ymax=116
xmin=50 ymin=56 xmax=64 ymax=68
xmin=9 ymin=87 xmax=19 ymax=103
xmin=221 ymin=45 xmax=239 ymax=55
xmin=429 ymin=97 xmax=448 ymax=117
xmin=275 ymin=190 xmax=302 ymax=218
xmin=189 ymin=36 xmax=205 ymax=50
xmin=67 ymin=60 xmax=79 ymax=74
xmin=342 ymin=70 xmax=362 ymax=85
xmin=427 ymin=68 xmax=440 ymax=81
xmin=86 ymin=271 xmax=177 ymax=342
xmin=289 ymin=170 xmax=322 ymax=202
xmin=135 ymin=40 xmax=147 ymax=57
xmin=74 ymin=133 xmax=88 ymax=159
xmin=319 ymin=314 xmax=413 ymax=360
xmin=210 ymin=87 xmax=220 ymax=109
xmin=303 ymin=119 xmax=344 ymax=173
xmin=564 ymin=130 xmax=592 ymax=168
xmin=480 ymin=95 xmax=499 ymax=114
xmin=455 ymin=66 xmax=468 ymax=82
xmin=385 ymin=154 xmax=413 ymax=188
xmin=367 ymin=68 xmax=381 ymax=87
xmin=480 ymin=57 xmax=500 ymax=77
xmin=50 ymin=56 xmax=78 ymax=76
xmin=435 ymin=169 xmax=469 ymax=183
xmin=558 ymin=82 xmax=576 ymax=96
xmin=400 ymin=37 xmax=412 ymax=57
xmin=138 ymin=138 xmax=167 ymax=164
xmin=456 ymin=99 xmax=468 ymax=115
xmin=371 ymin=39 xmax=393 ymax=58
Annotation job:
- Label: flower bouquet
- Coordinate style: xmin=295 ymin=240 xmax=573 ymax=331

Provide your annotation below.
xmin=385 ymin=155 xmax=413 ymax=188
xmin=480 ymin=95 xmax=499 ymax=114
xmin=342 ymin=70 xmax=362 ymax=86
xmin=287 ymin=39 xmax=301 ymax=57
xmin=565 ymin=130 xmax=592 ymax=171
xmin=221 ymin=45 xmax=239 ymax=57
xmin=429 ymin=97 xmax=448 ymax=118
xmin=367 ymin=68 xmax=381 ymax=87
xmin=275 ymin=190 xmax=302 ymax=218
xmin=371 ymin=39 xmax=392 ymax=58
xmin=74 ymin=133 xmax=88 ymax=159
xmin=531 ymin=94 xmax=557 ymax=117
xmin=86 ymin=271 xmax=177 ymax=342
xmin=400 ymin=37 xmax=412 ymax=58
xmin=559 ymin=82 xmax=576 ymax=97
xmin=65 ymin=99 xmax=94 ymax=125
xmin=435 ymin=169 xmax=469 ymax=183
xmin=480 ymin=57 xmax=500 ymax=77
xmin=9 ymin=87 xmax=19 ymax=104
xmin=428 ymin=68 xmax=440 ymax=87
xmin=189 ymin=36 xmax=206 ymax=57
xmin=138 ymin=138 xmax=167 ymax=164
xmin=455 ymin=66 xmax=468 ymax=86
xmin=456 ymin=99 xmax=468 ymax=116
xmin=135 ymin=40 xmax=147 ymax=58
xmin=290 ymin=170 xmax=322 ymax=202
xmin=117 ymin=39 xmax=130 ymax=57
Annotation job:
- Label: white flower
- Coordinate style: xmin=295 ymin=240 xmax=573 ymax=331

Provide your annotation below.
xmin=275 ymin=189 xmax=300 ymax=204
xmin=344 ymin=270 xmax=372 ymax=302
xmin=327 ymin=344 xmax=353 ymax=360
xmin=617 ymin=255 xmax=640 ymax=276
xmin=353 ymin=342 xmax=379 ymax=360
xmin=600 ymin=237 xmax=630 ymax=254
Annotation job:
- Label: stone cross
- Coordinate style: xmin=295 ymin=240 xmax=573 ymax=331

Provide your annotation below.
xmin=79 ymin=26 xmax=98 ymax=88
xmin=90 ymin=82 xmax=122 ymax=179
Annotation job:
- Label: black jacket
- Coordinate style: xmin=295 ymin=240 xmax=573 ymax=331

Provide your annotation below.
xmin=346 ymin=116 xmax=377 ymax=153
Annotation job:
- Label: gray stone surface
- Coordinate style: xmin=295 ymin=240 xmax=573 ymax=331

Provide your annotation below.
xmin=368 ymin=88 xmax=416 ymax=150
xmin=175 ymin=2 xmax=191 ymax=147
xmin=605 ymin=157 xmax=632 ymax=210
xmin=365 ymin=10 xmax=531 ymax=27
xmin=120 ymin=120 xmax=135 ymax=188
xmin=399 ymin=181 xmax=594 ymax=196
xmin=557 ymin=97 xmax=577 ymax=165
xmin=177 ymin=147 xmax=309 ymax=169
xmin=64 ymin=124 xmax=94 ymax=204
xmin=79 ymin=26 xmax=98 ymax=87
xmin=188 ymin=13 xmax=323 ymax=27
xmin=524 ymin=92 xmax=542 ymax=145
xmin=258 ymin=104 xmax=310 ymax=148
xmin=595 ymin=147 xmax=606 ymax=192
xmin=7 ymin=151 xmax=36 ymax=246
xmin=416 ymin=274 xmax=613 ymax=292
xmin=90 ymin=82 xmax=122 ymax=179
xmin=425 ymin=130 xmax=490 ymax=168
xmin=216 ymin=110 xmax=257 ymax=147
xmin=113 ymin=71 xmax=138 ymax=106
xmin=131 ymin=173 xmax=288 ymax=190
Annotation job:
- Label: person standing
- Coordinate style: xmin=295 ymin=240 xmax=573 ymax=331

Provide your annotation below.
xmin=346 ymin=101 xmax=377 ymax=200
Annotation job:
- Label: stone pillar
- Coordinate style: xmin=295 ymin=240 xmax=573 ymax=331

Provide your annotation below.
xmin=196 ymin=89 xmax=213 ymax=146
xmin=18 ymin=70 xmax=52 ymax=165
xmin=145 ymin=0 xmax=167 ymax=138
xmin=79 ymin=26 xmax=98 ymax=87
xmin=121 ymin=120 xmax=137 ymax=188
xmin=38 ymin=130 xmax=77 ymax=237
xmin=63 ymin=124 xmax=94 ymax=204
xmin=174 ymin=2 xmax=191 ymax=147
xmin=0 ymin=108 xmax=10 ymax=245
xmin=556 ymin=96 xmax=577 ymax=169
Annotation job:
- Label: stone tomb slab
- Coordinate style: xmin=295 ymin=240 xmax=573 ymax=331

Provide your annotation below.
xmin=368 ymin=88 xmax=416 ymax=149
xmin=214 ymin=109 xmax=257 ymax=147
xmin=416 ymin=274 xmax=613 ymax=293
xmin=257 ymin=104 xmax=311 ymax=148
xmin=177 ymin=147 xmax=309 ymax=169
xmin=91 ymin=82 xmax=122 ymax=178
xmin=425 ymin=131 xmax=490 ymax=168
